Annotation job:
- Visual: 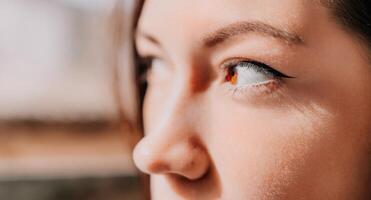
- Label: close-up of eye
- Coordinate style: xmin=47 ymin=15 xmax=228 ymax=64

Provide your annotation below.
xmin=224 ymin=60 xmax=294 ymax=87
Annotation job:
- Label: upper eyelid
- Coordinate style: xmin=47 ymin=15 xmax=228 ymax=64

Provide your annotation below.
xmin=135 ymin=38 xmax=159 ymax=56
xmin=219 ymin=57 xmax=268 ymax=71
xmin=221 ymin=58 xmax=250 ymax=68
xmin=221 ymin=58 xmax=295 ymax=79
xmin=135 ymin=31 xmax=168 ymax=57
xmin=135 ymin=47 xmax=165 ymax=64
xmin=135 ymin=37 xmax=172 ymax=66
xmin=135 ymin=30 xmax=162 ymax=47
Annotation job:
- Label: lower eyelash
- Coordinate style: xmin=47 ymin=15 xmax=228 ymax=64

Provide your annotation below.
xmin=223 ymin=79 xmax=282 ymax=100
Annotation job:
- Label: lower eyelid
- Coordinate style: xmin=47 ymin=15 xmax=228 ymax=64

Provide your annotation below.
xmin=239 ymin=79 xmax=280 ymax=92
xmin=222 ymin=79 xmax=282 ymax=100
xmin=245 ymin=79 xmax=280 ymax=89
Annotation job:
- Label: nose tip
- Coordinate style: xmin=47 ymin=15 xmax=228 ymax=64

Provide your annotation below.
xmin=133 ymin=136 xmax=210 ymax=180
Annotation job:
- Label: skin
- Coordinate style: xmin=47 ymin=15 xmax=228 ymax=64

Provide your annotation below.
xmin=133 ymin=0 xmax=371 ymax=199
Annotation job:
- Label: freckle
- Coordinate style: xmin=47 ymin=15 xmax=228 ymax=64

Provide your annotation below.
xmin=149 ymin=162 xmax=170 ymax=172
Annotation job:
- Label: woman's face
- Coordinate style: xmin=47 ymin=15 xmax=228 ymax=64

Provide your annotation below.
xmin=133 ymin=0 xmax=371 ymax=199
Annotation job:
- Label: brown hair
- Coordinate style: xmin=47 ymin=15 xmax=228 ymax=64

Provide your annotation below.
xmin=325 ymin=0 xmax=371 ymax=46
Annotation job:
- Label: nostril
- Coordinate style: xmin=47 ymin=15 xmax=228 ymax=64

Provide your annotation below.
xmin=180 ymin=147 xmax=210 ymax=180
xmin=167 ymin=162 xmax=221 ymax=200
xmin=148 ymin=162 xmax=170 ymax=173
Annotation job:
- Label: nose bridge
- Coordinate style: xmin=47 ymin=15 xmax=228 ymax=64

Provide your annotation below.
xmin=143 ymin=91 xmax=196 ymax=162
xmin=157 ymin=77 xmax=196 ymax=133
xmin=146 ymin=104 xmax=191 ymax=157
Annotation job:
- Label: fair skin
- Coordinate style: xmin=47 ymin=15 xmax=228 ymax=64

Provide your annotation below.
xmin=133 ymin=0 xmax=371 ymax=199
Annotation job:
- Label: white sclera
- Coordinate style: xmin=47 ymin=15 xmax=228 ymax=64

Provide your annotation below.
xmin=235 ymin=63 xmax=271 ymax=86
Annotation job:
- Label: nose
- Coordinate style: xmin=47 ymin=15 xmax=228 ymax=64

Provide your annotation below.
xmin=133 ymin=126 xmax=210 ymax=180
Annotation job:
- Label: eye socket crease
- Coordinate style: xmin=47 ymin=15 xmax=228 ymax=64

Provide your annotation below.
xmin=136 ymin=31 xmax=161 ymax=47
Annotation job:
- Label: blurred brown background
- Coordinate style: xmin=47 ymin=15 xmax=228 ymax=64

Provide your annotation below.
xmin=0 ymin=0 xmax=142 ymax=199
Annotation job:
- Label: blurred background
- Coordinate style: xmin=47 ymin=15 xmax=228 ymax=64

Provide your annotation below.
xmin=0 ymin=0 xmax=142 ymax=199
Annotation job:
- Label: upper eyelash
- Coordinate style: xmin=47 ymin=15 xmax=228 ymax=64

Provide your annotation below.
xmin=222 ymin=59 xmax=295 ymax=79
xmin=137 ymin=56 xmax=155 ymax=83
xmin=138 ymin=56 xmax=154 ymax=68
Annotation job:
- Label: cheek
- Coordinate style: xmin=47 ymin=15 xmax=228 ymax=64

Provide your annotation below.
xmin=205 ymin=97 xmax=332 ymax=197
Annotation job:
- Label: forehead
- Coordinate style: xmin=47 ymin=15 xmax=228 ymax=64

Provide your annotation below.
xmin=138 ymin=0 xmax=316 ymax=41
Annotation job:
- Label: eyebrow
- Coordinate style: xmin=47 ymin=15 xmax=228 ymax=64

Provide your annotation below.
xmin=202 ymin=21 xmax=304 ymax=47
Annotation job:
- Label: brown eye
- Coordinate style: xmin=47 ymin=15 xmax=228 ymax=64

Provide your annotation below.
xmin=225 ymin=67 xmax=238 ymax=85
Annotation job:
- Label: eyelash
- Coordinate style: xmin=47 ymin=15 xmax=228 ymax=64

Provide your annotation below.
xmin=222 ymin=59 xmax=294 ymax=96
xmin=223 ymin=59 xmax=293 ymax=80
xmin=137 ymin=56 xmax=155 ymax=82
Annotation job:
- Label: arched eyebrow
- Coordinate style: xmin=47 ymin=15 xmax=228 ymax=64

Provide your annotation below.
xmin=202 ymin=21 xmax=304 ymax=47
